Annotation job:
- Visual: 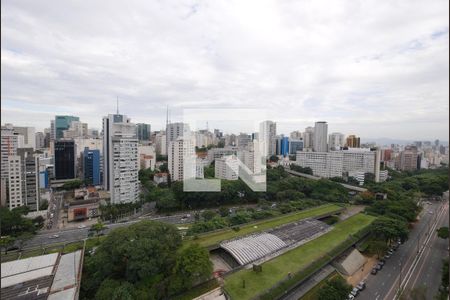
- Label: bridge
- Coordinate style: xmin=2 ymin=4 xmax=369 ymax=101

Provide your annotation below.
xmin=284 ymin=168 xmax=368 ymax=193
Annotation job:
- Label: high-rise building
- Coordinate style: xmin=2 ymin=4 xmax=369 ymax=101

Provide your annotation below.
xmin=237 ymin=133 xmax=252 ymax=148
xmin=7 ymin=156 xmax=23 ymax=209
xmin=136 ymin=123 xmax=151 ymax=142
xmin=260 ymin=121 xmax=277 ymax=157
xmin=54 ymin=140 xmax=76 ymax=180
xmin=55 ymin=115 xmax=79 ymax=139
xmin=83 ymin=148 xmax=101 ymax=186
xmin=303 ymin=127 xmax=314 ymax=150
xmin=13 ymin=126 xmax=36 ymax=149
xmin=238 ymin=140 xmax=262 ymax=174
xmin=17 ymin=148 xmax=40 ymax=211
xmin=1 ymin=127 xmax=23 ymax=206
xmin=215 ymin=155 xmax=239 ymax=180
xmin=395 ymin=148 xmax=419 ymax=171
xmin=50 ymin=120 xmax=55 ymax=141
xmin=63 ymin=121 xmax=88 ymax=139
xmin=155 ymin=131 xmax=167 ymax=156
xmin=279 ymin=136 xmax=289 ymax=157
xmin=313 ymin=121 xmax=328 ymax=152
xmin=35 ymin=132 xmax=45 ymax=149
xmin=166 ymin=123 xmax=190 ymax=154
xmin=290 ymin=130 xmax=302 ymax=140
xmin=346 ymin=135 xmax=361 ymax=148
xmin=102 ymin=114 xmax=139 ymax=204
xmin=289 ymin=139 xmax=304 ymax=155
xmin=328 ymin=132 xmax=345 ymax=151
xmin=168 ymin=137 xmax=195 ymax=182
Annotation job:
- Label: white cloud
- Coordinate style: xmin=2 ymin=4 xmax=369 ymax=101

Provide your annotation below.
xmin=1 ymin=0 xmax=448 ymax=140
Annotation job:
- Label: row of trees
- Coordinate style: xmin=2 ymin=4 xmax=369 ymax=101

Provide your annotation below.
xmin=0 ymin=206 xmax=45 ymax=253
xmin=81 ymin=221 xmax=212 ymax=299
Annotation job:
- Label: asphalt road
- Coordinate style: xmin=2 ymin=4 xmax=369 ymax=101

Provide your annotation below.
xmin=358 ymin=200 xmax=448 ymax=300
xmin=23 ymin=212 xmax=197 ymax=249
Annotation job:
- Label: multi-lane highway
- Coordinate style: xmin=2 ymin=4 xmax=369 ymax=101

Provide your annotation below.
xmin=23 ymin=212 xmax=197 ymax=249
xmin=359 ymin=200 xmax=448 ymax=300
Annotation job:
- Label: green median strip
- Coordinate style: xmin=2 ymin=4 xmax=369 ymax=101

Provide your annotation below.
xmin=223 ymin=213 xmax=376 ymax=300
xmin=188 ymin=204 xmax=344 ymax=248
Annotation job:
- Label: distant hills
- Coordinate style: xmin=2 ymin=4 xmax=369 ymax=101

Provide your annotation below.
xmin=361 ymin=137 xmax=449 ymax=147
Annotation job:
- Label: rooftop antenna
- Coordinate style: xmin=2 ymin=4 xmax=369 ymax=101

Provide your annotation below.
xmin=206 ymin=121 xmax=209 ymax=132
xmin=116 ymin=96 xmax=119 ymax=114
xmin=166 ymin=105 xmax=169 ymax=127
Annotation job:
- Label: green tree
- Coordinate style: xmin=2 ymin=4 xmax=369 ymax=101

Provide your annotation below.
xmin=368 ymin=240 xmax=389 ymax=259
xmin=201 ymin=210 xmax=216 ymax=221
xmin=95 ymin=279 xmax=136 ymax=300
xmin=317 ymin=276 xmax=352 ymax=300
xmin=17 ymin=232 xmax=34 ymax=251
xmin=81 ymin=221 xmax=182 ymax=299
xmin=39 ymin=199 xmax=49 ymax=210
xmin=269 ymin=155 xmax=279 ymax=162
xmin=91 ymin=221 xmax=106 ymax=240
xmin=170 ymin=244 xmax=213 ymax=294
xmin=0 ymin=236 xmax=16 ymax=254
xmin=371 ymin=216 xmax=409 ymax=244
xmin=437 ymin=227 xmax=449 ymax=239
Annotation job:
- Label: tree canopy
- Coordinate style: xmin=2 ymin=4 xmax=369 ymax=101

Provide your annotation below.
xmin=81 ymin=220 xmax=212 ymax=299
xmin=317 ymin=276 xmax=352 ymax=300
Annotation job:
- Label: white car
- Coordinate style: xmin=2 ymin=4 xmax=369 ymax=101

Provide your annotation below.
xmin=49 ymin=234 xmax=59 ymax=239
xmin=77 ymin=224 xmax=87 ymax=229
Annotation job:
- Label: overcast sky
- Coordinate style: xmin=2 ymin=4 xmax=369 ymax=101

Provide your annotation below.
xmin=1 ymin=0 xmax=449 ymax=140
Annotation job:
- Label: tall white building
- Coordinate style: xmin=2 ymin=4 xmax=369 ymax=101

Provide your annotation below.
xmin=313 ymin=121 xmax=328 ymax=152
xmin=303 ymin=127 xmax=314 ymax=150
xmin=35 ymin=132 xmax=45 ymax=149
xmin=8 ymin=156 xmax=23 ymax=209
xmin=290 ymin=130 xmax=303 ymax=140
xmin=63 ymin=121 xmax=88 ymax=139
xmin=155 ymin=131 xmax=167 ymax=155
xmin=215 ymin=155 xmax=239 ymax=180
xmin=166 ymin=123 xmax=190 ymax=154
xmin=238 ymin=140 xmax=262 ymax=174
xmin=168 ymin=137 xmax=195 ymax=182
xmin=260 ymin=121 xmax=277 ymax=157
xmin=1 ymin=128 xmax=23 ymax=207
xmin=328 ymin=132 xmax=345 ymax=151
xmin=102 ymin=114 xmax=139 ymax=204
xmin=13 ymin=126 xmax=36 ymax=149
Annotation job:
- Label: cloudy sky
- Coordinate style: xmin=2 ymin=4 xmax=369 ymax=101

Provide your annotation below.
xmin=1 ymin=0 xmax=449 ymax=140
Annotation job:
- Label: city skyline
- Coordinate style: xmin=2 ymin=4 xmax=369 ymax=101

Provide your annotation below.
xmin=1 ymin=0 xmax=448 ymax=140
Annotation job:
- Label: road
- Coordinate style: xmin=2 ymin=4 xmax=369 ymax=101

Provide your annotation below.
xmin=23 ymin=212 xmax=197 ymax=249
xmin=358 ymin=200 xmax=448 ymax=300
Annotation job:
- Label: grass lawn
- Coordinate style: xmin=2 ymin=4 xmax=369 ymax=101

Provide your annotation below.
xmin=223 ymin=213 xmax=376 ymax=300
xmin=188 ymin=204 xmax=344 ymax=248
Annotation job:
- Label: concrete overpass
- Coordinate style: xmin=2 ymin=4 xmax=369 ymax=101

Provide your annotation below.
xmin=284 ymin=168 xmax=368 ymax=193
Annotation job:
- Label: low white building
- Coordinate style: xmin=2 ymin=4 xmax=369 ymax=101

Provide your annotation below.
xmin=215 ymin=155 xmax=239 ymax=180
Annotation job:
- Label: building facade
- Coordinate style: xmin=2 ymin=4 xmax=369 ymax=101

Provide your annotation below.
xmin=136 ymin=123 xmax=151 ymax=141
xmin=168 ymin=138 xmax=195 ymax=182
xmin=55 ymin=115 xmax=79 ymax=139
xmin=102 ymin=114 xmax=139 ymax=204
xmin=215 ymin=155 xmax=239 ymax=180
xmin=313 ymin=121 xmax=328 ymax=152
xmin=54 ymin=140 xmax=76 ymax=180
xmin=83 ymin=148 xmax=101 ymax=186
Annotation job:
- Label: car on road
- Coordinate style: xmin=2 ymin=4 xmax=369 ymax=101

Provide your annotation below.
xmin=428 ymin=210 xmax=433 ymax=214
xmin=49 ymin=234 xmax=59 ymax=239
xmin=356 ymin=281 xmax=366 ymax=291
xmin=378 ymin=260 xmax=385 ymax=266
xmin=371 ymin=268 xmax=378 ymax=275
xmin=77 ymin=224 xmax=87 ymax=229
xmin=384 ymin=253 xmax=391 ymax=259
xmin=350 ymin=287 xmax=359 ymax=296
xmin=347 ymin=294 xmax=355 ymax=300
xmin=375 ymin=263 xmax=383 ymax=270
xmin=387 ymin=249 xmax=394 ymax=255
